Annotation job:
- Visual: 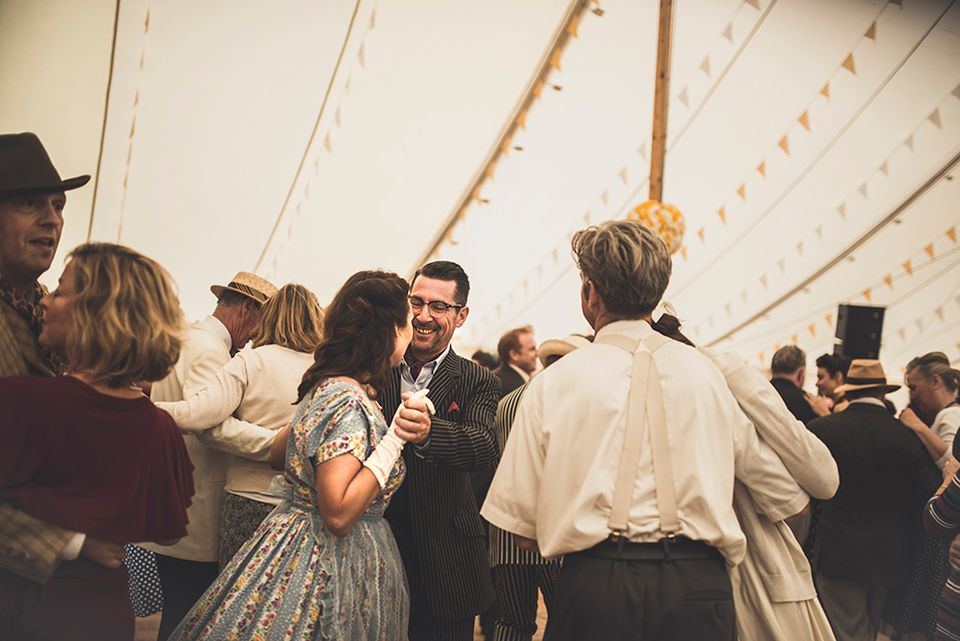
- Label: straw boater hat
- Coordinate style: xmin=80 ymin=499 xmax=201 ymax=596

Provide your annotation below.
xmin=210 ymin=272 xmax=278 ymax=305
xmin=538 ymin=335 xmax=592 ymax=368
xmin=834 ymin=359 xmax=901 ymax=396
xmin=0 ymin=132 xmax=90 ymax=197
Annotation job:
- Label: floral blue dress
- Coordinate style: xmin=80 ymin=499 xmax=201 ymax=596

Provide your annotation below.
xmin=170 ymin=379 xmax=408 ymax=641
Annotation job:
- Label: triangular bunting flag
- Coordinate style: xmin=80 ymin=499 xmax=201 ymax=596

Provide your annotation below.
xmin=144 ymin=8 xmax=151 ymax=32
xmin=517 ymin=110 xmax=527 ymax=130
xmin=760 ymin=274 xmax=768 ymax=288
xmin=858 ymin=182 xmax=868 ymax=199
xmin=724 ymin=302 xmax=732 ymax=316
xmin=678 ymin=86 xmax=690 ymax=108
xmin=905 ymin=134 xmax=914 ymax=151
xmin=864 ymin=22 xmax=877 ymax=40
xmin=815 ymin=224 xmax=824 ymax=240
xmin=925 ymin=243 xmax=935 ymax=259
xmin=700 ymin=56 xmax=711 ymax=77
xmin=550 ymin=49 xmax=562 ymax=71
xmin=936 ymin=307 xmax=945 ymax=322
xmin=745 ymin=0 xmax=760 ymax=8
xmin=501 ymin=137 xmax=511 ymax=156
xmin=741 ymin=290 xmax=748 ymax=303
xmin=583 ymin=211 xmax=591 ymax=224
xmin=486 ymin=159 xmax=497 ymax=180
xmin=929 ymin=109 xmax=942 ymax=129
xmin=313 ymin=156 xmax=319 ymax=174
xmin=139 ymin=51 xmax=145 ymax=70
xmin=841 ymin=53 xmax=856 ymax=75
xmin=551 ymin=247 xmax=560 ymax=264
xmin=334 ymin=107 xmax=341 ymax=128
xmin=472 ymin=186 xmax=482 ymax=203
xmin=133 ymin=89 xmax=139 ymax=107
xmin=916 ymin=318 xmax=924 ymax=332
xmin=820 ymin=82 xmax=831 ymax=100
xmin=791 ymin=334 xmax=798 ymax=344
xmin=619 ymin=166 xmax=628 ymax=184
xmin=757 ymin=352 xmax=764 ymax=364
xmin=638 ymin=142 xmax=648 ymax=160
xmin=863 ymin=288 xmax=872 ymax=302
xmin=879 ymin=160 xmax=889 ymax=176
xmin=718 ymin=207 xmax=727 ymax=224
xmin=568 ymin=13 xmax=580 ymax=38
xmin=737 ymin=184 xmax=746 ymax=200
xmin=323 ymin=132 xmax=332 ymax=152
xmin=358 ymin=43 xmax=366 ymax=68
xmin=825 ymin=313 xmax=834 ymax=327
xmin=757 ymin=161 xmax=766 ymax=178
xmin=722 ymin=23 xmax=733 ymax=42
xmin=345 ymin=75 xmax=352 ymax=94
xmin=698 ymin=227 xmax=706 ymax=243
xmin=796 ymin=240 xmax=804 ymax=256
xmin=601 ymin=190 xmax=609 ymax=206
xmin=903 ymin=259 xmax=913 ymax=275
xmin=533 ymin=81 xmax=544 ymax=100
xmin=778 ymin=135 xmax=790 ymax=155
xmin=898 ymin=328 xmax=907 ymax=341
xmin=838 ymin=203 xmax=847 ymax=220
xmin=883 ymin=274 xmax=894 ymax=289
xmin=680 ymin=246 xmax=688 ymax=260
xmin=369 ymin=8 xmax=377 ymax=29
xmin=798 ymin=110 xmax=811 ymax=131
xmin=774 ymin=343 xmax=782 ymax=352
xmin=808 ymin=323 xmax=817 ymax=337
xmin=947 ymin=227 xmax=957 ymax=244
xmin=777 ymin=258 xmax=786 ymax=273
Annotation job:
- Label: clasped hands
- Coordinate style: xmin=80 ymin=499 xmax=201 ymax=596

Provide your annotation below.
xmin=394 ymin=391 xmax=434 ymax=445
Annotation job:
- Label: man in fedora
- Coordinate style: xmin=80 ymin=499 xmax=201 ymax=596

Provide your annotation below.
xmin=0 ymin=132 xmax=130 ymax=581
xmin=143 ymin=271 xmax=278 ymax=641
xmin=809 ymin=359 xmax=941 ymax=641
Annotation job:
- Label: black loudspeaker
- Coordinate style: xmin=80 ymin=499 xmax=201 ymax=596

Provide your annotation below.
xmin=834 ymin=304 xmax=885 ymax=359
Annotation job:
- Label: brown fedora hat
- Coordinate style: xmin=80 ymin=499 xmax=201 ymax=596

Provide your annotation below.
xmin=0 ymin=133 xmax=90 ymax=197
xmin=834 ymin=359 xmax=901 ymax=396
xmin=210 ymin=272 xmax=278 ymax=305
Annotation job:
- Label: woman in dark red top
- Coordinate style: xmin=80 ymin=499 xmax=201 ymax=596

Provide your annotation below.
xmin=0 ymin=242 xmax=194 ymax=641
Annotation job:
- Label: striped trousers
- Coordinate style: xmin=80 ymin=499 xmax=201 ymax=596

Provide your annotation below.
xmin=492 ymin=562 xmax=560 ymax=641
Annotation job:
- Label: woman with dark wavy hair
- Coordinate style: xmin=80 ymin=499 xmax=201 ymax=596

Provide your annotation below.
xmin=172 ymin=270 xmax=431 ymax=641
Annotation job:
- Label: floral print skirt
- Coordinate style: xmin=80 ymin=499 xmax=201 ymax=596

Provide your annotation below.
xmin=169 ymin=505 xmax=409 ymax=641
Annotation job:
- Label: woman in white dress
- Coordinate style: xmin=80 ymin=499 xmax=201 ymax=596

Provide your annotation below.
xmin=157 ymin=283 xmax=324 ymax=566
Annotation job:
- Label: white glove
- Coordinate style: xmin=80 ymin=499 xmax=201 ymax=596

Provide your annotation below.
xmin=363 ymin=389 xmax=436 ymax=488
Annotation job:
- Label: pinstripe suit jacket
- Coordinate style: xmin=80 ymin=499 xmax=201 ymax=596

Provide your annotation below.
xmin=381 ymin=348 xmax=501 ymax=622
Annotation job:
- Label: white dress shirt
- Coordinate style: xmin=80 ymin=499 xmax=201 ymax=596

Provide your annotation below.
xmin=157 ymin=344 xmax=312 ymax=504
xmin=508 ymin=362 xmax=531 ymax=384
xmin=932 ymin=404 xmax=960 ymax=468
xmin=482 ymin=319 xmax=807 ymax=564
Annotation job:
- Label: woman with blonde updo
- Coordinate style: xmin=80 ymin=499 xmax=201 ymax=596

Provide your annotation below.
xmin=0 ymin=242 xmax=194 ymax=641
xmin=157 ymin=283 xmax=325 ymax=567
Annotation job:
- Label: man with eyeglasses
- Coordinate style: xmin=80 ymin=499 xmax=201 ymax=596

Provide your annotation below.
xmin=379 ymin=260 xmax=501 ymax=641
xmin=0 ymin=133 xmax=129 ymax=581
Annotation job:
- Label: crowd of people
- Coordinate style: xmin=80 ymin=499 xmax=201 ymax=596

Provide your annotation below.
xmin=2 ymin=131 xmax=960 ymax=641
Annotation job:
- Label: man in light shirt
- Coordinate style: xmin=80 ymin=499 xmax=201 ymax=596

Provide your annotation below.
xmin=482 ymin=220 xmax=808 ymax=641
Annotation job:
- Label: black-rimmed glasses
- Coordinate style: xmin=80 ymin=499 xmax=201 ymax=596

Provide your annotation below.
xmin=408 ymin=295 xmax=464 ymax=315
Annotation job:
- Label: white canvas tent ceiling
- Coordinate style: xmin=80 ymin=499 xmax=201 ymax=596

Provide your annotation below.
xmin=2 ymin=0 xmax=959 ymax=400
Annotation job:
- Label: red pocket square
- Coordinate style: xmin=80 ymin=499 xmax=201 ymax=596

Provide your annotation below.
xmin=447 ymin=401 xmax=460 ymax=413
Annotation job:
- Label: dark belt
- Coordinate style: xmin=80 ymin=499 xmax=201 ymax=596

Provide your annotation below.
xmin=571 ymin=536 xmax=722 ymax=562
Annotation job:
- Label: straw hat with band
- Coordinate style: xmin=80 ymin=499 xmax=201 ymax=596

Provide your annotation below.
xmin=211 ymin=272 xmax=278 ymax=306
xmin=0 ymin=132 xmax=90 ymax=197
xmin=834 ymin=359 xmax=901 ymax=396
xmin=538 ymin=335 xmax=592 ymax=368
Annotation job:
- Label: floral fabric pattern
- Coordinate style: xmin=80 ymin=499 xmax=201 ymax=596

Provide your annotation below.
xmin=170 ymin=379 xmax=408 ymax=641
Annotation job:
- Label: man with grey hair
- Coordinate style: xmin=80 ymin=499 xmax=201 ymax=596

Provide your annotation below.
xmin=770 ymin=345 xmax=829 ymax=425
xmin=482 ymin=220 xmax=808 ymax=641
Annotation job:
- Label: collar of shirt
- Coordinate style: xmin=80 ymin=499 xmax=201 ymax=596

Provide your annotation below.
xmin=200 ymin=315 xmax=232 ymax=353
xmin=400 ymin=343 xmax=452 ymax=395
xmin=508 ymin=362 xmax=531 ymax=383
xmin=595 ymin=317 xmax=655 ymax=342
xmin=848 ymin=397 xmax=885 ymax=408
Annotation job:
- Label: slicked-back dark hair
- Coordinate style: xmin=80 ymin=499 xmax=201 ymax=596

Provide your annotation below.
xmin=816 ymin=353 xmax=851 ymax=378
xmin=413 ymin=260 xmax=470 ymax=305
xmin=296 ymin=270 xmax=409 ymax=402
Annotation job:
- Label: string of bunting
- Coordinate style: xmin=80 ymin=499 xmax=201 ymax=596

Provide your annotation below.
xmin=115 ymin=5 xmax=153 ymax=242
xmin=257 ymin=1 xmax=379 ymax=277
xmin=739 ymin=222 xmax=960 ymax=365
xmin=691 ymin=81 xmax=960 ymax=338
xmin=469 ymin=0 xmax=774 ymax=341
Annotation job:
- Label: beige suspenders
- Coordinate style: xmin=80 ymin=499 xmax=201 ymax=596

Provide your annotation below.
xmin=595 ymin=332 xmax=680 ymax=541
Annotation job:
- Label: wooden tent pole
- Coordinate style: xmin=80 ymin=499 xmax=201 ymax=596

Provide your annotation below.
xmin=649 ymin=0 xmax=674 ymax=202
